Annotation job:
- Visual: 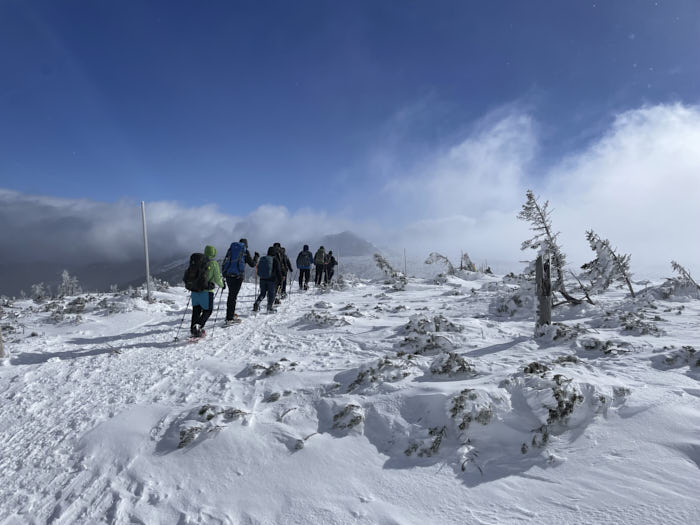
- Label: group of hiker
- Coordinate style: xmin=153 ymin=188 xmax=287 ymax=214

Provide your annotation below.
xmin=183 ymin=240 xmax=338 ymax=338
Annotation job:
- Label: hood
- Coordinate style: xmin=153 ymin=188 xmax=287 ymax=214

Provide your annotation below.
xmin=303 ymin=244 xmax=309 ymax=251
xmin=204 ymin=245 xmax=217 ymax=258
xmin=267 ymin=246 xmax=276 ymax=256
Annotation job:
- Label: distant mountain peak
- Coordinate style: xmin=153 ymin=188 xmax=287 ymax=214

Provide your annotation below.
xmin=319 ymin=231 xmax=377 ymax=257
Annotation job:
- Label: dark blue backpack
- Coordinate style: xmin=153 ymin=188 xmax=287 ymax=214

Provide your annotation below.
xmin=222 ymin=242 xmax=246 ymax=277
xmin=257 ymin=255 xmax=274 ymax=279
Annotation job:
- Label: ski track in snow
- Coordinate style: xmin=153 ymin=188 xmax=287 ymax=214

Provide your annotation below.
xmin=1 ymin=276 xmax=700 ymax=524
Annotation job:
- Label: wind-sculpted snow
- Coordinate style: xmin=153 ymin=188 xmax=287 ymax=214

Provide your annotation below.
xmin=2 ymin=273 xmax=700 ymax=523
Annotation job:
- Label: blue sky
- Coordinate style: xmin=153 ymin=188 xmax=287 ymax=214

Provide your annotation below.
xmin=2 ymin=0 xmax=699 ymax=217
xmin=3 ymin=1 xmax=700 ymax=282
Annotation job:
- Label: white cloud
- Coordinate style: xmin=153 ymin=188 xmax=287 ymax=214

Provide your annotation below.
xmin=0 ymin=190 xmax=350 ymax=265
xmin=2 ymin=102 xmax=699 ymax=284
xmin=375 ymin=103 xmax=700 ymax=277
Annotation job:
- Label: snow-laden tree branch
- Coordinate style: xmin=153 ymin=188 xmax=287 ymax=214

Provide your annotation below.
xmin=581 ymin=230 xmax=635 ymax=298
xmin=425 ymin=252 xmax=456 ymax=275
xmin=671 ymin=261 xmax=700 ymax=290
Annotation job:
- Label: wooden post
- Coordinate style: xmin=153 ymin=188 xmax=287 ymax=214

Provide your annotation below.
xmin=536 ymin=255 xmax=552 ymax=330
xmin=0 ymin=325 xmax=4 ymax=359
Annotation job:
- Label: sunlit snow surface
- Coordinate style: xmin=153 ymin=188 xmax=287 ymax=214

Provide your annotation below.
xmin=1 ymin=272 xmax=700 ymax=524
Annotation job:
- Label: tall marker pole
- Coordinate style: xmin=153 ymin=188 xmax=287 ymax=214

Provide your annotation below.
xmin=141 ymin=201 xmax=152 ymax=302
xmin=403 ymin=248 xmax=407 ymax=276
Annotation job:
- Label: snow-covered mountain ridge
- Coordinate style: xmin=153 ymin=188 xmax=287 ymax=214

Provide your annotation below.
xmin=1 ymin=271 xmax=699 ymax=524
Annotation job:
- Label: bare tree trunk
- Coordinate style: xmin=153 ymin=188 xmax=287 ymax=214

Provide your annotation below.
xmin=536 ymin=255 xmax=552 ymax=330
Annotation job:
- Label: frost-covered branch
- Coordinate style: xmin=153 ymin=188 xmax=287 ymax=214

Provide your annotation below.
xmin=671 ymin=261 xmax=700 ymax=289
xmin=424 ymin=252 xmax=456 ymax=275
xmin=580 ymin=231 xmax=635 ymax=297
xmin=374 ymin=253 xmax=401 ymax=278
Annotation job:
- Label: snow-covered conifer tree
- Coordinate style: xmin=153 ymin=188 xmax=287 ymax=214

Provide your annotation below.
xmin=30 ymin=283 xmax=50 ymax=303
xmin=424 ymin=253 xmax=456 ymax=275
xmin=57 ymin=270 xmax=82 ymax=297
xmin=517 ymin=190 xmax=581 ymax=304
xmin=580 ymin=231 xmax=635 ymax=297
xmin=460 ymin=252 xmax=477 ymax=272
xmin=671 ymin=261 xmax=700 ymax=289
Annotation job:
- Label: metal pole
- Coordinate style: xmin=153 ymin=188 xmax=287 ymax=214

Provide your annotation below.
xmin=0 ymin=326 xmax=5 ymax=358
xmin=141 ymin=201 xmax=152 ymax=302
xmin=404 ymin=248 xmax=407 ymax=276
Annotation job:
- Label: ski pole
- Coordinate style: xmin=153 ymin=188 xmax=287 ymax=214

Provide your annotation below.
xmin=211 ymin=287 xmax=224 ymax=333
xmin=174 ymin=296 xmax=191 ymax=341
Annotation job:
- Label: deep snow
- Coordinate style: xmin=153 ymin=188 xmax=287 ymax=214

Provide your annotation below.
xmin=1 ymin=270 xmax=700 ymax=524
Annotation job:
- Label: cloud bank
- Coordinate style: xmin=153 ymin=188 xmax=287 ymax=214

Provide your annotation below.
xmin=1 ymin=102 xmax=699 ymax=292
xmin=377 ymin=102 xmax=700 ymax=277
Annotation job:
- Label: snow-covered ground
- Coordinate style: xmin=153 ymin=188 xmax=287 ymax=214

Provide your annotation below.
xmin=1 ymin=271 xmax=700 ymax=524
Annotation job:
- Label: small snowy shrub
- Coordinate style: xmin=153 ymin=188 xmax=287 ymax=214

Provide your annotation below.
xmin=399 ymin=314 xmax=463 ymax=355
xmin=534 ymin=322 xmax=586 ymax=344
xmin=660 ymin=346 xmax=699 ymax=369
xmin=297 ymin=310 xmax=351 ymax=328
xmin=346 ymin=356 xmax=414 ymax=392
xmin=332 ymin=404 xmax=365 ymax=431
xmin=178 ymin=404 xmax=249 ymax=448
xmin=449 ymin=389 xmax=496 ymax=431
xmin=405 ymin=426 xmax=447 ymax=458
xmin=430 ymin=352 xmax=476 ymax=378
xmin=488 ymin=280 xmax=536 ymax=319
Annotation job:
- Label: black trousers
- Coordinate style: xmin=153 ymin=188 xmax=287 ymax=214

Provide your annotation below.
xmin=191 ymin=292 xmax=214 ymax=333
xmin=326 ymin=268 xmax=335 ymax=283
xmin=225 ymin=276 xmax=244 ymax=320
xmin=299 ymin=268 xmax=310 ymax=288
xmin=314 ymin=264 xmax=325 ymax=285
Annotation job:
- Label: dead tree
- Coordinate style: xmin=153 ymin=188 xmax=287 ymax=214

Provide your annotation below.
xmin=517 ymin=190 xmax=583 ymax=305
xmin=536 ymin=255 xmax=552 ymax=329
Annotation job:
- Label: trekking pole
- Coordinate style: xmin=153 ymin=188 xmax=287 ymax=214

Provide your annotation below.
xmin=254 ymin=266 xmax=258 ymax=308
xmin=174 ymin=296 xmax=191 ymax=341
xmin=211 ymin=288 xmax=224 ymax=334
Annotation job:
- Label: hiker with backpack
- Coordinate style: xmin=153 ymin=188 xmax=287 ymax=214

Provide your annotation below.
xmin=280 ymin=247 xmax=294 ymax=298
xmin=253 ymin=246 xmax=282 ymax=313
xmin=325 ymin=250 xmax=338 ymax=284
xmin=296 ymin=244 xmax=313 ymax=290
xmin=314 ymin=246 xmax=326 ymax=286
xmin=183 ymin=245 xmax=224 ymax=338
xmin=272 ymin=242 xmax=284 ymax=303
xmin=221 ymin=238 xmax=259 ymax=324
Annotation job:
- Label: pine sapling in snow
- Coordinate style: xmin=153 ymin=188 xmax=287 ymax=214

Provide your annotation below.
xmin=671 ymin=261 xmax=700 ymax=290
xmin=580 ymin=230 xmax=635 ymax=297
xmin=460 ymin=252 xmax=477 ymax=272
xmin=57 ymin=270 xmax=82 ymax=298
xmin=424 ymin=252 xmax=456 ymax=275
xmin=517 ymin=190 xmax=582 ymax=305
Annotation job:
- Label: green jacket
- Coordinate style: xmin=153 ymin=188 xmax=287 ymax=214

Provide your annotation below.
xmin=204 ymin=245 xmax=224 ymax=291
